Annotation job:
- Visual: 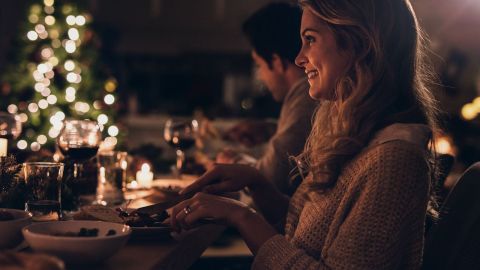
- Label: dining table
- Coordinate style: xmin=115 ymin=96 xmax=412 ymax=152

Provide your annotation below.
xmin=69 ymin=223 xmax=226 ymax=270
xmin=29 ymin=177 xmax=228 ymax=270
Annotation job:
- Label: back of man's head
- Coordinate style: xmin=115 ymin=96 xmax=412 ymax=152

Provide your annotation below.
xmin=242 ymin=2 xmax=302 ymax=67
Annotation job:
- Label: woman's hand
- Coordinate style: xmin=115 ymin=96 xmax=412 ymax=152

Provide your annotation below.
xmin=179 ymin=164 xmax=268 ymax=195
xmin=169 ymin=192 xmax=252 ymax=232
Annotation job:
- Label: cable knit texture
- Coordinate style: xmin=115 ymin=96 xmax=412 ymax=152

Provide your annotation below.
xmin=252 ymin=124 xmax=431 ymax=270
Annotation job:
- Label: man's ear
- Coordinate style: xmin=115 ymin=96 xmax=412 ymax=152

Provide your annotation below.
xmin=271 ymin=53 xmax=287 ymax=73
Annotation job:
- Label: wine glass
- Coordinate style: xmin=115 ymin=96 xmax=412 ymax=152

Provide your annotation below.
xmin=57 ymin=120 xmax=101 ymax=178
xmin=164 ymin=118 xmax=199 ymax=177
xmin=0 ymin=112 xmax=22 ymax=140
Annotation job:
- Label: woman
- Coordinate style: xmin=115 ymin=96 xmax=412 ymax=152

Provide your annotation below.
xmin=170 ymin=0 xmax=439 ymax=268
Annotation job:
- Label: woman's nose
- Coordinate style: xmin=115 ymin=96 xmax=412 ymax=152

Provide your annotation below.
xmin=295 ymin=50 xmax=307 ymax=68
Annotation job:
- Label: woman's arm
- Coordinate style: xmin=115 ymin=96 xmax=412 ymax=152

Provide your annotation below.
xmin=180 ymin=164 xmax=290 ymax=225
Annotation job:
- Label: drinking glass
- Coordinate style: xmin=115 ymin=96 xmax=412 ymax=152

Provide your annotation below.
xmin=23 ymin=162 xmax=64 ymax=221
xmin=163 ymin=118 xmax=198 ymax=177
xmin=57 ymin=120 xmax=101 ymax=178
xmin=96 ymin=151 xmax=127 ymax=206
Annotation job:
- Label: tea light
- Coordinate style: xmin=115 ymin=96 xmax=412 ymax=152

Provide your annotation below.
xmin=0 ymin=138 xmax=7 ymax=157
xmin=136 ymin=163 xmax=153 ymax=189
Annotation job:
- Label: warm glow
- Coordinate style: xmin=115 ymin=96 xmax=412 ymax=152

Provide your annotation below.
xmin=44 ymin=6 xmax=54 ymax=15
xmin=41 ymin=47 xmax=54 ymax=59
xmin=66 ymin=72 xmax=78 ymax=82
xmin=141 ymin=163 xmax=151 ymax=172
xmin=29 ymin=14 xmax=39 ymax=24
xmin=38 ymin=99 xmax=49 ymax=109
xmin=461 ymin=103 xmax=477 ymax=120
xmin=7 ymin=104 xmax=18 ymax=114
xmin=38 ymin=31 xmax=48 ymax=39
xmin=31 ymin=142 xmax=41 ymax=152
xmin=74 ymin=102 xmax=90 ymax=114
xmin=436 ymin=137 xmax=452 ymax=155
xmin=48 ymin=57 xmax=59 ymax=66
xmin=473 ymin=97 xmax=480 ymax=110
xmin=52 ymin=39 xmax=61 ymax=48
xmin=37 ymin=63 xmax=48 ymax=73
xmin=104 ymin=94 xmax=115 ymax=105
xmin=104 ymin=80 xmax=117 ymax=92
xmin=27 ymin=31 xmax=38 ymax=41
xmin=76 ymin=15 xmax=86 ymax=26
xmin=28 ymin=103 xmax=39 ymax=113
xmin=65 ymin=40 xmax=76 ymax=53
xmin=66 ymin=15 xmax=76 ymax=25
xmin=49 ymin=29 xmax=59 ymax=39
xmin=17 ymin=140 xmax=28 ymax=150
xmin=47 ymin=95 xmax=57 ymax=104
xmin=108 ymin=125 xmax=119 ymax=137
xmin=34 ymin=82 xmax=45 ymax=92
xmin=19 ymin=113 xmax=28 ymax=123
xmin=45 ymin=15 xmax=55 ymax=25
xmin=66 ymin=86 xmax=76 ymax=96
xmin=97 ymin=114 xmax=108 ymax=125
xmin=41 ymin=88 xmax=51 ymax=97
xmin=65 ymin=94 xmax=76 ymax=102
xmin=37 ymin=135 xmax=48 ymax=145
xmin=68 ymin=28 xmax=80 ymax=40
xmin=64 ymin=60 xmax=75 ymax=71
xmin=35 ymin=24 xmax=46 ymax=34
xmin=44 ymin=0 xmax=54 ymax=7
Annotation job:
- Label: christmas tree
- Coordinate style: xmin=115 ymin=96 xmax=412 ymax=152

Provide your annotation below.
xmin=0 ymin=0 xmax=119 ymax=152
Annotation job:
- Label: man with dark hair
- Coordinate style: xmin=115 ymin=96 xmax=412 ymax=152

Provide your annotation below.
xmin=219 ymin=2 xmax=317 ymax=194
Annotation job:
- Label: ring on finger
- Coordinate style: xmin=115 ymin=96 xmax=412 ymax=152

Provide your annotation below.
xmin=183 ymin=205 xmax=192 ymax=216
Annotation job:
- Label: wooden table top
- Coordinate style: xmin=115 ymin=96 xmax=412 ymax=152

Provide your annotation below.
xmin=69 ymin=178 xmax=226 ymax=270
xmin=69 ymin=224 xmax=225 ymax=270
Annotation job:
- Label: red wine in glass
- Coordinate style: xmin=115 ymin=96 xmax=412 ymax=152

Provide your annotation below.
xmin=60 ymin=146 xmax=99 ymax=163
xmin=166 ymin=136 xmax=196 ymax=151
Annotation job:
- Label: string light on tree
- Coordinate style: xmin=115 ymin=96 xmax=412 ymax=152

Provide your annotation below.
xmin=0 ymin=0 xmax=120 ymax=150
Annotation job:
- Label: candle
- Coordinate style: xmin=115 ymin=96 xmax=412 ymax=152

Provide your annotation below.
xmin=136 ymin=163 xmax=153 ymax=189
xmin=0 ymin=138 xmax=7 ymax=157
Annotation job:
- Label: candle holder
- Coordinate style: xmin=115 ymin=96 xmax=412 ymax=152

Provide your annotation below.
xmin=136 ymin=163 xmax=153 ymax=189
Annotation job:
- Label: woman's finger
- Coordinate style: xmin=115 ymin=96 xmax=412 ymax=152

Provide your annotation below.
xmin=170 ymin=199 xmax=193 ymax=232
xmin=179 ymin=166 xmax=223 ymax=195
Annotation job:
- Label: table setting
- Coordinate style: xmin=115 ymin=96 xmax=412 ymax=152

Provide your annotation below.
xmin=0 ymin=114 xmax=228 ymax=270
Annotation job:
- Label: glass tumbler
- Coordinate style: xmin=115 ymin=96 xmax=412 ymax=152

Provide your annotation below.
xmin=23 ymin=162 xmax=64 ymax=221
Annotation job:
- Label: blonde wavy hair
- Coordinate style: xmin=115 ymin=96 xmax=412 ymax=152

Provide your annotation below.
xmin=296 ymin=0 xmax=440 ymax=188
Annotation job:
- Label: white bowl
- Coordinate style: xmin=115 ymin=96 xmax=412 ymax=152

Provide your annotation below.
xmin=0 ymin=208 xmax=32 ymax=249
xmin=22 ymin=220 xmax=131 ymax=264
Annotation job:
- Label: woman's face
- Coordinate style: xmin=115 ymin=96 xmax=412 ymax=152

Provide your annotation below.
xmin=295 ymin=8 xmax=351 ymax=100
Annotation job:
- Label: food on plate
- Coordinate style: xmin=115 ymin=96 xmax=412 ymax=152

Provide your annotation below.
xmin=115 ymin=208 xmax=169 ymax=227
xmin=74 ymin=205 xmax=169 ymax=228
xmin=51 ymin=228 xmax=117 ymax=237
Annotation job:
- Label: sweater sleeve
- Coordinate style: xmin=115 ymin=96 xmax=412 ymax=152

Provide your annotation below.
xmin=256 ymin=92 xmax=315 ymax=194
xmin=252 ymin=142 xmax=430 ymax=270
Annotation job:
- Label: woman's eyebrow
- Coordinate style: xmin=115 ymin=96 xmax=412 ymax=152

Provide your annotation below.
xmin=301 ymin=28 xmax=320 ymax=36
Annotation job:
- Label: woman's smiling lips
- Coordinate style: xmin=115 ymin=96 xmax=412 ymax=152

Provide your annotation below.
xmin=306 ymin=70 xmax=318 ymax=80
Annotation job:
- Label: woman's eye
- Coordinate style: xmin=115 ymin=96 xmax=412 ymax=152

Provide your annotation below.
xmin=305 ymin=35 xmax=315 ymax=44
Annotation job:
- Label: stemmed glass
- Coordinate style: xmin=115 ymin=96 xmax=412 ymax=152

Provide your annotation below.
xmin=57 ymin=120 xmax=101 ymax=178
xmin=163 ymin=118 xmax=198 ymax=177
xmin=0 ymin=112 xmax=22 ymax=140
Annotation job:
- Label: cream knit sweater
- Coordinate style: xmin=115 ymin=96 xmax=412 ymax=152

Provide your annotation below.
xmin=252 ymin=124 xmax=431 ymax=270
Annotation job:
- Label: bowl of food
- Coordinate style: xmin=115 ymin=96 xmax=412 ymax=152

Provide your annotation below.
xmin=22 ymin=220 xmax=131 ymax=264
xmin=0 ymin=208 xmax=32 ymax=249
